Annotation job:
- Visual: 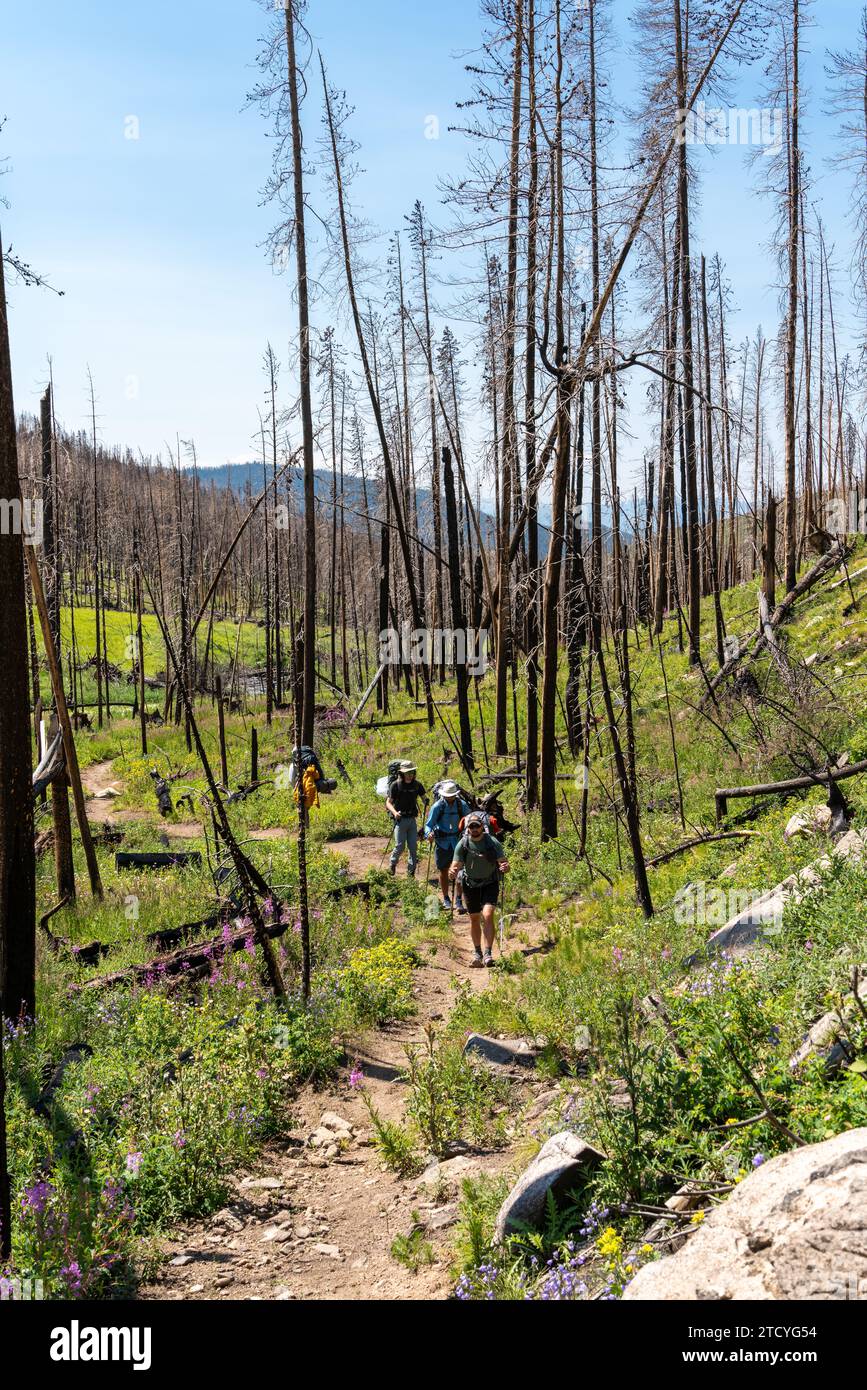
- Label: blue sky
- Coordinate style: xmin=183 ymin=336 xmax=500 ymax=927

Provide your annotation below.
xmin=1 ymin=0 xmax=861 ymax=490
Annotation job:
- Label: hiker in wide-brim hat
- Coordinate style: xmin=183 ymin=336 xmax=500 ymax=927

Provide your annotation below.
xmin=449 ymin=813 xmax=509 ymax=968
xmin=385 ymin=762 xmax=427 ymax=878
xmin=424 ymin=781 xmax=470 ymax=911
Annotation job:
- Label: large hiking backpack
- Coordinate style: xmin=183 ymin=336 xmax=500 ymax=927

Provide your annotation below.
xmin=457 ymin=827 xmax=501 ymax=865
xmin=480 ymin=791 xmax=518 ymax=836
xmin=375 ymin=759 xmax=403 ymax=799
xmin=289 ymin=746 xmax=336 ymax=795
xmin=431 ymin=780 xmax=472 ymax=804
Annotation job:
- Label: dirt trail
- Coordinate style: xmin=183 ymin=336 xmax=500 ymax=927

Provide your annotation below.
xmin=81 ymin=758 xmax=141 ymax=828
xmin=141 ymin=838 xmax=549 ymax=1303
xmin=324 ymin=834 xmax=393 ymax=877
xmin=75 ymin=764 xmax=542 ymax=1300
xmin=81 ymin=760 xmax=285 ymax=842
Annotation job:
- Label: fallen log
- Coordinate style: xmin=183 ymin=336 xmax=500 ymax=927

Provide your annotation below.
xmin=647 ymin=830 xmax=758 ymax=869
xmin=359 ymin=716 xmax=429 ymax=730
xmin=69 ymin=914 xmax=291 ymax=995
xmin=714 ymin=759 xmax=867 ymax=826
xmin=39 ymin=898 xmax=111 ymax=968
xmin=35 ymin=1043 xmax=93 ymax=1120
xmin=68 ymin=939 xmax=111 ymax=968
xmin=314 ymin=668 xmax=349 ymax=703
xmin=807 ymin=560 xmax=867 ymax=598
xmin=32 ymin=1042 xmax=93 ymax=1164
xmin=115 ymin=851 xmax=202 ymax=871
xmin=327 ymin=880 xmax=370 ymax=900
xmin=90 ymin=823 xmax=124 ymax=845
xmin=145 ymin=909 xmax=227 ymax=953
xmin=348 ymin=660 xmax=388 ymax=728
xmin=707 ymin=541 xmax=849 ymax=699
xmin=145 ymin=894 xmax=250 ymax=952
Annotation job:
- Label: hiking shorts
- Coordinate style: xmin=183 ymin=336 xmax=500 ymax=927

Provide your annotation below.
xmin=461 ymin=878 xmax=499 ymax=914
xmin=435 ymin=842 xmax=457 ymax=870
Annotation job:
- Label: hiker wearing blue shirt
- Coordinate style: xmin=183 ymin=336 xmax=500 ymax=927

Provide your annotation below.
xmin=424 ymin=780 xmax=470 ymax=912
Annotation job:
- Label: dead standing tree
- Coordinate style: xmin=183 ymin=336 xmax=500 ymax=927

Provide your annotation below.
xmin=0 ymin=234 xmax=36 ymax=1024
xmin=536 ymin=0 xmax=750 ymax=877
xmin=320 ymin=62 xmax=436 ymax=730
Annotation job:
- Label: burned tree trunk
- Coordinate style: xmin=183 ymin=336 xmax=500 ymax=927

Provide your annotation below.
xmin=494 ymin=0 xmax=524 ymax=758
xmin=442 ymin=447 xmax=474 ymax=772
xmin=0 ymin=235 xmax=36 ymax=1020
xmin=284 ymin=0 xmax=317 ymax=746
xmin=784 ymin=0 xmax=801 ymax=593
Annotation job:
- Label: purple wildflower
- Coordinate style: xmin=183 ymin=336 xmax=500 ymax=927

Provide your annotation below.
xmin=60 ymin=1261 xmax=83 ymax=1295
xmin=21 ymin=1179 xmax=53 ymax=1214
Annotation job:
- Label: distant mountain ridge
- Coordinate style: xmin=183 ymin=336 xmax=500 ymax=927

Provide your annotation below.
xmin=187 ymin=462 xmax=503 ymax=546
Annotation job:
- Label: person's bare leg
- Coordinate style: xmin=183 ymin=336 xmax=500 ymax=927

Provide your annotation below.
xmin=481 ymin=903 xmax=496 ymax=952
xmin=439 ymin=867 xmax=450 ymax=900
xmin=469 ymin=913 xmax=482 ymax=953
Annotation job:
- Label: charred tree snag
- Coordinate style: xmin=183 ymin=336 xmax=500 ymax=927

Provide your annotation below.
xmin=0 ymin=233 xmax=36 ymax=1018
xmin=442 ymin=448 xmax=474 ymax=773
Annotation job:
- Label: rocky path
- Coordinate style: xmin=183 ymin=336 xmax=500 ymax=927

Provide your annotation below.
xmin=140 ymin=837 xmax=550 ymax=1303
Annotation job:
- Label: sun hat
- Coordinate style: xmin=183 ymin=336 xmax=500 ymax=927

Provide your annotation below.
xmin=398 ymin=760 xmax=417 ymax=774
xmin=439 ymin=780 xmax=459 ymax=797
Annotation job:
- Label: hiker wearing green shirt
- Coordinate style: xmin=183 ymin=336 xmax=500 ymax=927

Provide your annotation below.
xmin=448 ymin=812 xmax=509 ymax=968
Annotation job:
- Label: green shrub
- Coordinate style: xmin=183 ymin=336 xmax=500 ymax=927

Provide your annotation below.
xmin=340 ymin=937 xmax=417 ymax=1025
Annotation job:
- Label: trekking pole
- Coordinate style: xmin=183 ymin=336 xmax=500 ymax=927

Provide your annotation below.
xmin=379 ymin=818 xmax=397 ymax=869
xmin=499 ymin=868 xmax=508 ymax=957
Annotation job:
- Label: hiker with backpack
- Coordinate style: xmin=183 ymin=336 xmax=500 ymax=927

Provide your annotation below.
xmin=384 ymin=761 xmax=427 ymax=877
xmin=424 ymin=780 xmax=470 ymax=912
xmin=448 ymin=811 xmax=509 ymax=968
xmin=289 ymin=745 xmax=337 ymax=821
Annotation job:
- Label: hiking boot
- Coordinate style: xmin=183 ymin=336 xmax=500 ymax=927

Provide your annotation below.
xmin=483 ymin=950 xmax=495 ymax=968
xmin=456 ymin=901 xmax=466 ymax=915
xmin=388 ymin=863 xmax=397 ymax=877
xmin=442 ymin=896 xmax=452 ymax=910
xmin=470 ymin=950 xmax=484 ymax=969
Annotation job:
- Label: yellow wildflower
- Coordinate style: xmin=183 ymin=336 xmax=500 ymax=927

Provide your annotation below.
xmin=597 ymin=1226 xmax=622 ymax=1258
